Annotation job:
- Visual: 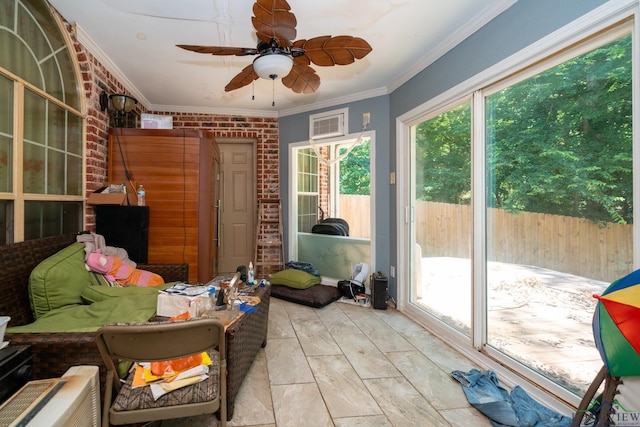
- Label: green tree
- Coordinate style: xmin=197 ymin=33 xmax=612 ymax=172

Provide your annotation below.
xmin=415 ymin=103 xmax=471 ymax=204
xmin=414 ymin=34 xmax=632 ymax=225
xmin=487 ymin=35 xmax=632 ymax=224
xmin=339 ymin=142 xmax=370 ymax=195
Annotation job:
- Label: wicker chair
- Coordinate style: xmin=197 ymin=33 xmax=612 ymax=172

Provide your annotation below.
xmin=1 ymin=233 xmax=188 ymax=390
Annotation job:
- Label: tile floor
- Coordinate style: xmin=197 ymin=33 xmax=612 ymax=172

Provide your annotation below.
xmin=160 ymin=297 xmax=494 ymax=427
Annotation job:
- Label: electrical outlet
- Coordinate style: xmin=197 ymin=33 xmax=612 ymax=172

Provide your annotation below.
xmin=390 ymin=172 xmax=396 ymax=185
xmin=390 ymin=266 xmax=395 ymax=278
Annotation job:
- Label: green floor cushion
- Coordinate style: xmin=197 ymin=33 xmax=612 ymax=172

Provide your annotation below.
xmin=29 ymin=242 xmax=92 ymax=319
xmin=269 ymin=269 xmax=321 ymax=289
xmin=7 ymin=294 xmax=159 ymax=333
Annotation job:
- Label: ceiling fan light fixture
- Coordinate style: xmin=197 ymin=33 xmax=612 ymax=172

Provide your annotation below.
xmin=253 ymin=53 xmax=293 ymax=80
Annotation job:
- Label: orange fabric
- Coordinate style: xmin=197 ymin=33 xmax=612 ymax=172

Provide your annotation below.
xmin=150 ymin=354 xmax=203 ymax=377
xmin=148 ymin=311 xmax=196 ymax=377
xmin=169 ymin=312 xmax=191 ymax=320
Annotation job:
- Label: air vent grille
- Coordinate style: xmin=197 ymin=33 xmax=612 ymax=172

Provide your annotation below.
xmin=310 ymin=109 xmax=346 ymax=140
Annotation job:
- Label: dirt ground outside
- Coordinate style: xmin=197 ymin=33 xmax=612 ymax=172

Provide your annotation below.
xmin=417 ymin=257 xmax=608 ymax=395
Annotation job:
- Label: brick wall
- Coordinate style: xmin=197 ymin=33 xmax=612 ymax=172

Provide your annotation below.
xmin=156 ymin=112 xmax=281 ymax=275
xmin=155 ymin=112 xmax=280 ymax=200
xmin=64 ymin=21 xmax=280 ymax=238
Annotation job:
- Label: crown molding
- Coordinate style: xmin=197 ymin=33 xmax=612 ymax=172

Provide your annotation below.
xmin=386 ymin=0 xmax=517 ymax=94
xmin=278 ymin=86 xmax=388 ymax=118
xmin=76 ymin=24 xmax=150 ymax=108
xmin=148 ymin=103 xmax=279 ymax=118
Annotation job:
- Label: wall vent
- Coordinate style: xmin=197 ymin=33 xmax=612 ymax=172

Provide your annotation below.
xmin=309 ymin=109 xmax=347 ymax=140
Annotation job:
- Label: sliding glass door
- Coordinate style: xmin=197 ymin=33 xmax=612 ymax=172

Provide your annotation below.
xmin=404 ymin=21 xmax=634 ymax=399
xmin=409 ymin=102 xmax=472 ymax=335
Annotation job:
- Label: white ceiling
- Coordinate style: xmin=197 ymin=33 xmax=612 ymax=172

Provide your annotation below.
xmin=48 ymin=0 xmax=516 ymax=117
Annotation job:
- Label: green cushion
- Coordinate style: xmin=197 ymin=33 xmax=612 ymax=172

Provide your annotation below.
xmin=269 ymin=269 xmax=321 ymax=289
xmin=80 ymin=282 xmax=175 ymax=304
xmin=28 ymin=242 xmax=91 ymax=319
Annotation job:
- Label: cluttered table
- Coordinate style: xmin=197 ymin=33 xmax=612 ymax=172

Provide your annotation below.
xmin=151 ymin=273 xmax=271 ymax=421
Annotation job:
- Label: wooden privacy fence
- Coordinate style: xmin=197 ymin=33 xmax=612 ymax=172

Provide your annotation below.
xmin=338 ymin=195 xmax=371 ymax=239
xmin=340 ymin=196 xmax=632 ymax=283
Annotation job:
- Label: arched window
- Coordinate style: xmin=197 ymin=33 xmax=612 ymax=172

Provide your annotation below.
xmin=0 ymin=0 xmax=84 ymax=243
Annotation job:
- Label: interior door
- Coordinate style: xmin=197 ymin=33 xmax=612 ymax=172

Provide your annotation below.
xmin=218 ymin=138 xmax=256 ymax=273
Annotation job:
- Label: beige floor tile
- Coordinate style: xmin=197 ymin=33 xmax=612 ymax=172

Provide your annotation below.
xmin=292 ymin=319 xmax=342 ymax=356
xmin=161 ymin=298 xmax=513 ymax=427
xmin=227 ymin=351 xmax=275 ymax=426
xmin=355 ymin=316 xmax=415 ymax=353
xmin=307 ymin=354 xmax=383 ymax=418
xmin=364 ymin=376 xmax=451 ymax=427
xmin=280 ymin=299 xmax=321 ymax=322
xmin=333 ymin=333 xmax=401 ymax=379
xmin=333 ymin=415 xmax=394 ymax=427
xmin=271 ymin=383 xmax=333 ymax=427
xmin=374 ymin=309 xmax=425 ymax=333
xmin=264 ymin=337 xmax=315 ymax=385
xmin=386 ymin=350 xmax=470 ymax=410
xmin=339 ymin=302 xmax=380 ymax=319
xmin=401 ymin=329 xmax=477 ymax=374
xmin=267 ymin=303 xmax=296 ymax=339
xmin=440 ymin=407 xmax=495 ymax=427
xmin=317 ymin=305 xmax=365 ymax=336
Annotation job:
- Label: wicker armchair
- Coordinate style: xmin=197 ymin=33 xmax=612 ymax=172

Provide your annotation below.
xmin=1 ymin=233 xmax=188 ymax=389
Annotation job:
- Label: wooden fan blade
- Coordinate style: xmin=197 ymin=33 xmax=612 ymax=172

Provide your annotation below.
xmin=252 ymin=0 xmax=296 ymax=47
xmin=177 ymin=45 xmax=257 ymax=56
xmin=282 ymin=63 xmax=320 ymax=94
xmin=292 ymin=36 xmax=372 ymax=66
xmin=225 ymin=64 xmax=259 ymax=91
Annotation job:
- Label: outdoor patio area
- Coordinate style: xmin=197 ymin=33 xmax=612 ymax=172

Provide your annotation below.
xmin=417 ymin=257 xmax=608 ymax=395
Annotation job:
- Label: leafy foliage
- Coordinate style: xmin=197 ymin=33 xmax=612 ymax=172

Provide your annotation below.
xmin=339 ymin=143 xmax=370 ymax=195
xmin=415 ymin=35 xmax=632 ymax=224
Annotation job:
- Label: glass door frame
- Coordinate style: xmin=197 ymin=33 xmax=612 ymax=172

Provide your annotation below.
xmin=287 ymin=130 xmax=377 ymax=282
xmin=395 ymin=1 xmax=640 ymax=409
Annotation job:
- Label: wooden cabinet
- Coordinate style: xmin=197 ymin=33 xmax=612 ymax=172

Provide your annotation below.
xmin=107 ymin=128 xmax=220 ymax=283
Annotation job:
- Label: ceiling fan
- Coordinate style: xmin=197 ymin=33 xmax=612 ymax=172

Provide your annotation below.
xmin=176 ymin=0 xmax=372 ymax=94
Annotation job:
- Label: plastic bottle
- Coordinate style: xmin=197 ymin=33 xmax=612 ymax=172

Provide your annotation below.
xmin=248 ymin=262 xmax=255 ymax=285
xmin=137 ymin=185 xmax=146 ymax=206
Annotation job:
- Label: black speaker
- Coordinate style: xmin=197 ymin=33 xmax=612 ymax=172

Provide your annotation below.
xmin=0 ymin=346 xmax=32 ymax=404
xmin=95 ymin=205 xmax=150 ymax=263
xmin=371 ymin=272 xmax=388 ymax=310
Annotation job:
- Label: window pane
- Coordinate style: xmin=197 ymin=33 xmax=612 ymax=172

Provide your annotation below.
xmin=0 ymin=75 xmax=13 ymax=193
xmin=0 ymin=201 xmax=13 ymax=245
xmin=23 ymin=89 xmax=82 ymax=196
xmin=485 ymin=35 xmax=632 ymax=394
xmin=47 ymin=149 xmax=65 ymax=194
xmin=411 ymin=103 xmax=472 ymax=335
xmin=24 ymin=89 xmax=46 ymax=144
xmin=24 ymin=201 xmax=82 ymax=240
xmin=68 ymin=113 xmax=82 ymax=155
xmin=13 ymin=0 xmax=80 ymax=109
xmin=298 ymin=194 xmax=318 ymax=233
xmin=48 ymin=101 xmax=66 ymax=151
xmin=67 ymin=153 xmax=82 ymax=196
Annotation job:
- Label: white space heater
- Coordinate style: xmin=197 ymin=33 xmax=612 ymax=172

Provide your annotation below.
xmin=0 ymin=365 xmax=100 ymax=427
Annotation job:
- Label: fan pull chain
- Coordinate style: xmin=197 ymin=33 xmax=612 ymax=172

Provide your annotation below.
xmin=252 ymin=81 xmax=255 ymax=101
xmin=272 ymin=79 xmax=275 ymax=107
